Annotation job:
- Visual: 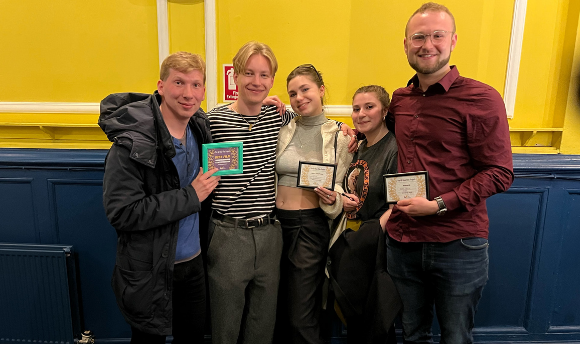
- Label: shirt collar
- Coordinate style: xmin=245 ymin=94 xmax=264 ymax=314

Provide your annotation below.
xmin=407 ymin=65 xmax=459 ymax=93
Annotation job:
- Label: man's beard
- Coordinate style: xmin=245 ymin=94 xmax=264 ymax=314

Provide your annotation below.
xmin=409 ymin=54 xmax=450 ymax=75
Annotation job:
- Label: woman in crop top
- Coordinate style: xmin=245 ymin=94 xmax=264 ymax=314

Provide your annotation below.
xmin=275 ymin=64 xmax=353 ymax=344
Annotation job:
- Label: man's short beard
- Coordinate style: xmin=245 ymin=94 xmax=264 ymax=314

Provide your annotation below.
xmin=410 ymin=55 xmax=451 ymax=75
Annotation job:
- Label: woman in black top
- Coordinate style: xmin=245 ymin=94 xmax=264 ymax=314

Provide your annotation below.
xmin=326 ymin=85 xmax=400 ymax=343
xmin=342 ymin=85 xmax=397 ymax=226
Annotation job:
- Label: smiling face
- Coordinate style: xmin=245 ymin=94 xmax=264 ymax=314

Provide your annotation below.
xmin=351 ymin=92 xmax=386 ymax=136
xmin=157 ymin=68 xmax=205 ymax=122
xmin=234 ymin=54 xmax=274 ymax=106
xmin=287 ymin=75 xmax=324 ymax=117
xmin=404 ymin=10 xmax=457 ymax=77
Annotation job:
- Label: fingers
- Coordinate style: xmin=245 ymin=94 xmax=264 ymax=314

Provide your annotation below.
xmin=347 ymin=135 xmax=358 ymax=153
xmin=348 ymin=193 xmax=359 ymax=203
xmin=314 ymin=187 xmax=336 ymax=204
xmin=203 ymin=167 xmax=220 ymax=178
xmin=264 ymin=95 xmax=286 ymax=114
xmin=273 ymin=97 xmax=286 ymax=114
xmin=397 ymin=199 xmax=412 ymax=206
xmin=191 ymin=167 xmax=221 ymax=199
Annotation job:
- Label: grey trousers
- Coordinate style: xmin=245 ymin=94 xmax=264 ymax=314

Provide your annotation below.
xmin=207 ymin=215 xmax=283 ymax=344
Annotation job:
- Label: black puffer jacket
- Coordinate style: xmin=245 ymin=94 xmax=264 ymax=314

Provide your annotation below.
xmin=99 ymin=91 xmax=212 ymax=335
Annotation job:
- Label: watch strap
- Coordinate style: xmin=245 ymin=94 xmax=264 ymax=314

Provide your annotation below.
xmin=434 ymin=196 xmax=447 ymax=215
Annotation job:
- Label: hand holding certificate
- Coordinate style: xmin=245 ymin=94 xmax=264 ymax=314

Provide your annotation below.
xmin=383 ymin=171 xmax=429 ymax=204
xmin=202 ymin=142 xmax=243 ymax=176
xmin=297 ymin=161 xmax=337 ymax=190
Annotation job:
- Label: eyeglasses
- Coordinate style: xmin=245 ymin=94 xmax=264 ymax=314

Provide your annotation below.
xmin=409 ymin=30 xmax=453 ymax=47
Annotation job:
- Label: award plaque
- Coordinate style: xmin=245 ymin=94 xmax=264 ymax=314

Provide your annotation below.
xmin=202 ymin=142 xmax=243 ymax=176
xmin=297 ymin=161 xmax=337 ymax=190
xmin=383 ymin=171 xmax=429 ymax=203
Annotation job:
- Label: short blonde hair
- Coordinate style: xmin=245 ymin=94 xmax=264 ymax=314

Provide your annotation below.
xmin=233 ymin=41 xmax=278 ymax=77
xmin=160 ymin=52 xmax=206 ymax=83
xmin=405 ymin=2 xmax=456 ymax=37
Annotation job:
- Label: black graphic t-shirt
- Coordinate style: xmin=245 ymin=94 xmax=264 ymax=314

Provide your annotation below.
xmin=345 ymin=131 xmax=397 ymax=221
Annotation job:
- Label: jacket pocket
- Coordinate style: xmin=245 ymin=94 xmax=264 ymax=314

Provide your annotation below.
xmin=112 ymin=265 xmax=154 ymax=320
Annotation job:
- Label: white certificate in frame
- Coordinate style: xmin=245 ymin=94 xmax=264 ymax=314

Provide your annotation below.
xmin=297 ymin=161 xmax=337 ymax=190
xmin=383 ymin=171 xmax=429 ymax=203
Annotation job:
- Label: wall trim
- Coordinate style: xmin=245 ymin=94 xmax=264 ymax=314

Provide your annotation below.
xmin=0 ymin=102 xmax=353 ymax=115
xmin=156 ymin=0 xmax=169 ymax=67
xmin=215 ymin=104 xmax=353 ymax=117
xmin=0 ymin=102 xmax=100 ymax=114
xmin=205 ymin=0 xmax=218 ymax=111
xmin=503 ymin=0 xmax=528 ymax=119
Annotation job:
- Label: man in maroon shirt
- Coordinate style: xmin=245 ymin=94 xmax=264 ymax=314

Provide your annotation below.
xmin=385 ymin=3 xmax=514 ymax=343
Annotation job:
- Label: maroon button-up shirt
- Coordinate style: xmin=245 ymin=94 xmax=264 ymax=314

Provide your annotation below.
xmin=386 ymin=66 xmax=514 ymax=242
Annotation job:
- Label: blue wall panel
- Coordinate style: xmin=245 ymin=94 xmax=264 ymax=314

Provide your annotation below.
xmin=550 ymin=187 xmax=580 ymax=330
xmin=477 ymin=188 xmax=547 ymax=329
xmin=49 ymin=179 xmax=127 ymax=337
xmin=0 ymin=178 xmax=38 ymax=242
xmin=1 ymin=150 xmax=580 ymax=343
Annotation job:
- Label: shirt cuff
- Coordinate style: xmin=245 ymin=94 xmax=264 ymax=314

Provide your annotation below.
xmin=440 ymin=191 xmax=461 ymax=212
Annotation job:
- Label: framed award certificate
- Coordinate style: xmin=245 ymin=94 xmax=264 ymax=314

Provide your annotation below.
xmin=383 ymin=171 xmax=429 ymax=203
xmin=202 ymin=142 xmax=243 ymax=176
xmin=297 ymin=161 xmax=337 ymax=190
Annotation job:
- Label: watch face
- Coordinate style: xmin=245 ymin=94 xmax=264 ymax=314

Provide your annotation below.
xmin=435 ymin=196 xmax=446 ymax=212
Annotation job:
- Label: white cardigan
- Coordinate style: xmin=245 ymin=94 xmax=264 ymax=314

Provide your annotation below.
xmin=276 ymin=117 xmax=353 ymax=220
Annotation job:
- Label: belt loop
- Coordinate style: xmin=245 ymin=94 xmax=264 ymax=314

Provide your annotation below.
xmin=233 ymin=218 xmax=239 ymax=229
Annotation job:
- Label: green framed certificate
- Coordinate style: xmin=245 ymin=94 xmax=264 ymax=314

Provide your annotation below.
xmin=202 ymin=142 xmax=243 ymax=176
xmin=383 ymin=171 xmax=429 ymax=204
xmin=297 ymin=161 xmax=337 ymax=190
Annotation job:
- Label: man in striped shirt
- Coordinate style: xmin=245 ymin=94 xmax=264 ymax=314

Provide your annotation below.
xmin=206 ymin=41 xmax=292 ymax=344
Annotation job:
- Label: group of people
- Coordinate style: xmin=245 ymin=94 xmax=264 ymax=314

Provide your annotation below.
xmin=99 ymin=2 xmax=514 ymax=344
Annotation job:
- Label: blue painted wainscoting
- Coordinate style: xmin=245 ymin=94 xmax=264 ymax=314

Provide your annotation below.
xmin=0 ymin=149 xmax=579 ymax=343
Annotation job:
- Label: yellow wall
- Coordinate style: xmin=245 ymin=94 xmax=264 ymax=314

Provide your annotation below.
xmin=216 ymin=0 xmax=512 ymax=108
xmin=560 ymin=1 xmax=580 ymax=154
xmin=1 ymin=1 xmax=159 ymax=101
xmin=0 ymin=0 xmax=579 ymax=153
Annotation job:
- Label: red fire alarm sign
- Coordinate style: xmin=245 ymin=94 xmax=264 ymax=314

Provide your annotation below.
xmin=224 ymin=64 xmax=238 ymax=102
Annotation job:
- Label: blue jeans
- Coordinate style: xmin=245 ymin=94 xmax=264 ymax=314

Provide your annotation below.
xmin=386 ymin=236 xmax=489 ymax=344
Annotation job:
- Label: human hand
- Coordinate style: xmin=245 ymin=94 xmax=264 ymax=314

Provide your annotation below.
xmin=314 ymin=186 xmax=338 ymax=205
xmin=190 ymin=167 xmax=220 ymax=202
xmin=338 ymin=124 xmax=358 ymax=153
xmin=263 ymin=95 xmax=286 ymax=114
xmin=341 ymin=193 xmax=359 ymax=212
xmin=339 ymin=123 xmax=355 ymax=137
xmin=396 ymin=197 xmax=438 ymax=216
xmin=347 ymin=135 xmax=358 ymax=153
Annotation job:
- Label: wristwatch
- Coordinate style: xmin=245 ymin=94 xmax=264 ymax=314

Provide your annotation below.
xmin=434 ymin=196 xmax=447 ymax=216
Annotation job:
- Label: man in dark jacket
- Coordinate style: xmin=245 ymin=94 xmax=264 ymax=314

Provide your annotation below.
xmin=99 ymin=51 xmax=220 ymax=343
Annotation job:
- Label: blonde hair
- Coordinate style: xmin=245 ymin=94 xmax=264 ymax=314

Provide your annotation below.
xmin=160 ymin=52 xmax=206 ymax=83
xmin=233 ymin=41 xmax=278 ymax=76
xmin=405 ymin=2 xmax=456 ymax=37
